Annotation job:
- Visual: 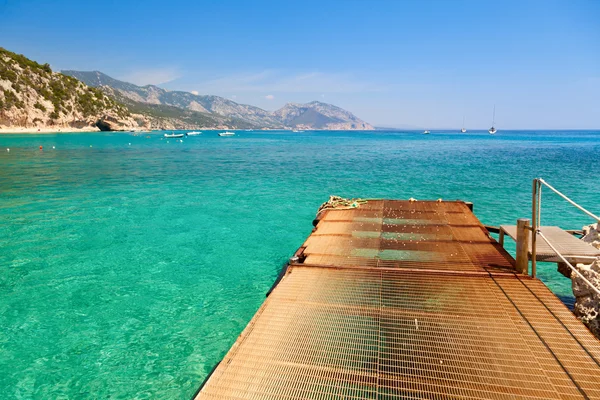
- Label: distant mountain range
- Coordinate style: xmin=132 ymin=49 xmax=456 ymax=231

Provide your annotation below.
xmin=0 ymin=46 xmax=373 ymax=132
xmin=62 ymin=70 xmax=374 ymax=130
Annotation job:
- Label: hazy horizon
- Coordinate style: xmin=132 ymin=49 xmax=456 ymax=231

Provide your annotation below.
xmin=1 ymin=0 xmax=598 ymax=129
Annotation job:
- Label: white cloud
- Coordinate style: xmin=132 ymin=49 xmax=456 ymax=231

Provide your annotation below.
xmin=191 ymin=70 xmax=385 ymax=94
xmin=265 ymin=94 xmax=275 ymax=100
xmin=120 ymin=67 xmax=181 ymax=86
xmin=191 ymin=90 xmax=199 ymax=95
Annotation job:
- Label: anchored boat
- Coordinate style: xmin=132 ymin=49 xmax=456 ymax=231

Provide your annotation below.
xmin=164 ymin=132 xmax=184 ymax=138
xmin=489 ymin=105 xmax=497 ymax=134
xmin=218 ymin=131 xmax=235 ymax=137
xmin=186 ymin=131 xmax=202 ymax=136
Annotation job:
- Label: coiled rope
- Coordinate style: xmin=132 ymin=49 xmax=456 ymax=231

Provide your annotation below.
xmin=316 ymin=196 xmax=370 ymax=216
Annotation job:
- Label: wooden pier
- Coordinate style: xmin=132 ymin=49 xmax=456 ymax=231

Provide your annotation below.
xmin=195 ymin=200 xmax=600 ymax=399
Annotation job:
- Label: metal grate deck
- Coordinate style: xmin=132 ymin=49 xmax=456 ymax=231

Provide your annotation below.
xmin=303 ymin=201 xmax=515 ymax=274
xmin=195 ymin=200 xmax=600 ymax=399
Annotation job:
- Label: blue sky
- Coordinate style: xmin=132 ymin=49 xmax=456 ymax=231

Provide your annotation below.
xmin=1 ymin=0 xmax=599 ymax=128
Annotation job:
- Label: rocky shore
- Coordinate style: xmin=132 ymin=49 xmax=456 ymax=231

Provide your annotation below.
xmin=570 ymin=223 xmax=600 ymax=338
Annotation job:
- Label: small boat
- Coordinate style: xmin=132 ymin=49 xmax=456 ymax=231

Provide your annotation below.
xmin=461 ymin=116 xmax=467 ymax=133
xmin=489 ymin=106 xmax=497 ymax=134
xmin=164 ymin=132 xmax=184 ymax=138
xmin=423 ymin=130 xmax=430 ymax=135
xmin=218 ymin=131 xmax=235 ymax=137
xmin=186 ymin=131 xmax=202 ymax=136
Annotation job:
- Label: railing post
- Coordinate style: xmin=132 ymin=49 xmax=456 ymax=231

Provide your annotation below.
xmin=531 ymin=178 xmax=541 ymax=278
xmin=516 ymin=218 xmax=530 ymax=275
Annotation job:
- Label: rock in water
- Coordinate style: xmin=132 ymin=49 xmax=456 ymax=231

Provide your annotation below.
xmin=582 ymin=223 xmax=600 ymax=250
xmin=95 ymin=115 xmax=136 ymax=131
xmin=571 ymin=258 xmax=600 ymax=338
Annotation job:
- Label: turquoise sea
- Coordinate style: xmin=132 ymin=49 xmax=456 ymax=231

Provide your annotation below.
xmin=1 ymin=129 xmax=599 ymax=399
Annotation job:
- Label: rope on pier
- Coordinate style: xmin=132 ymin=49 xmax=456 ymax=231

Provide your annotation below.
xmin=537 ymin=230 xmax=600 ymax=297
xmin=316 ymin=196 xmax=369 ymax=216
xmin=538 ymin=178 xmax=600 ymax=222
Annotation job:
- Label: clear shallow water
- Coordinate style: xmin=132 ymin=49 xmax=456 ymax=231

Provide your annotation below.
xmin=0 ymin=129 xmax=598 ymax=398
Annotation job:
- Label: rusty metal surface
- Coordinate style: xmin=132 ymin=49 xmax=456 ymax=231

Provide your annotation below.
xmin=196 ymin=200 xmax=600 ymax=399
xmin=304 ymin=201 xmax=515 ymax=274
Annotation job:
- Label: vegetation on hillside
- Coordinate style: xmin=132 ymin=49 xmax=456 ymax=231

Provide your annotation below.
xmin=111 ymin=91 xmax=258 ymax=129
xmin=0 ymin=47 xmax=130 ymax=127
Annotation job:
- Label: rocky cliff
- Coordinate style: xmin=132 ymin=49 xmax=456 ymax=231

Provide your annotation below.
xmin=0 ymin=48 xmax=139 ymax=131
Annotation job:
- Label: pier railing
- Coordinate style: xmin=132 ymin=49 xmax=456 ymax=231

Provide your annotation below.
xmin=525 ymin=178 xmax=600 ymax=296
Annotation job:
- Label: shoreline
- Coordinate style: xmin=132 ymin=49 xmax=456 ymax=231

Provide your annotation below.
xmin=0 ymin=126 xmax=101 ymax=134
xmin=2 ymin=127 xmax=598 ymax=135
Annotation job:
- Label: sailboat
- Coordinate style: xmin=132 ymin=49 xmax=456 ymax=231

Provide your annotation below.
xmin=461 ymin=116 xmax=467 ymax=133
xmin=489 ymin=106 xmax=497 ymax=134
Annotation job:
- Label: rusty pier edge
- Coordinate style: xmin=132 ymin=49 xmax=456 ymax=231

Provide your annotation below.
xmin=194 ymin=199 xmax=600 ymax=400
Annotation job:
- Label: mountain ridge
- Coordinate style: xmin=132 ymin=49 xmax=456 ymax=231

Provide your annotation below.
xmin=0 ymin=46 xmax=374 ymax=132
xmin=62 ymin=70 xmax=374 ymax=130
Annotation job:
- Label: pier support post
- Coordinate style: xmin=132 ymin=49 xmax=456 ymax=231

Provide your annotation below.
xmin=516 ymin=218 xmax=530 ymax=275
xmin=531 ymin=179 xmax=540 ymax=278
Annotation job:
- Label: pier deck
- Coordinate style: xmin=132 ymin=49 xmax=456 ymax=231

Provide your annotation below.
xmin=196 ymin=200 xmax=600 ymax=399
xmin=499 ymin=225 xmax=600 ymax=263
